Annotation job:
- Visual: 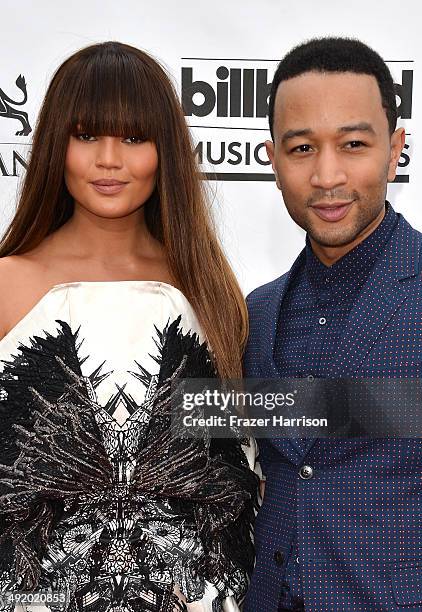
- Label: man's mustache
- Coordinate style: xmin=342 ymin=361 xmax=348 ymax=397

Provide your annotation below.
xmin=306 ymin=190 xmax=360 ymax=207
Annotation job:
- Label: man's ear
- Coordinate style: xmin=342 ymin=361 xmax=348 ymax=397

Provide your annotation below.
xmin=265 ymin=140 xmax=281 ymax=190
xmin=387 ymin=127 xmax=405 ymax=182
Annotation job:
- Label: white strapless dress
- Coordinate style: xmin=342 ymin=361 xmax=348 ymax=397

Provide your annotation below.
xmin=0 ymin=282 xmax=258 ymax=612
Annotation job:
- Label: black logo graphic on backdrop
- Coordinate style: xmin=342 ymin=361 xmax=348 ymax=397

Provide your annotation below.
xmin=0 ymin=74 xmax=31 ymax=177
xmin=0 ymin=75 xmax=32 ymax=136
xmin=183 ymin=67 xmax=413 ymax=121
xmin=182 ymin=58 xmax=413 ymax=182
xmin=183 ymin=66 xmax=271 ymax=118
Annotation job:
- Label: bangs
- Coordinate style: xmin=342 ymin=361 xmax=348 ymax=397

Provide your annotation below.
xmin=67 ymin=45 xmax=161 ymax=141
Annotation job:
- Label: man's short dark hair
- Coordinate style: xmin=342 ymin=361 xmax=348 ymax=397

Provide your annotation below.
xmin=268 ymin=37 xmax=397 ymax=138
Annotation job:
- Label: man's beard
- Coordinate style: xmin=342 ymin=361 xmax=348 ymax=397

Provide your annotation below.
xmin=287 ymin=184 xmax=388 ymax=248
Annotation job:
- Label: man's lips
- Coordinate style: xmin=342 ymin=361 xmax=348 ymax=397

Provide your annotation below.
xmin=310 ymin=200 xmax=355 ymax=222
xmin=90 ymin=179 xmax=128 ymax=194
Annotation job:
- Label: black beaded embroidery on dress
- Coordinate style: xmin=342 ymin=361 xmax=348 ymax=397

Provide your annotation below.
xmin=0 ymin=317 xmax=258 ymax=611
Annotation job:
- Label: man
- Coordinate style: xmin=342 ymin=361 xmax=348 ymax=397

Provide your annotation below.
xmin=243 ymin=38 xmax=422 ymax=612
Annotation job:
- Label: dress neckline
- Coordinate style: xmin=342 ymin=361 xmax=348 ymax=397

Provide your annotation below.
xmin=0 ymin=280 xmax=189 ymax=349
xmin=50 ymin=279 xmax=182 ymax=292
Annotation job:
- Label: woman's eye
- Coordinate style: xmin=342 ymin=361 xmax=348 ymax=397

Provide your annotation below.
xmin=123 ymin=136 xmax=144 ymax=144
xmin=76 ymin=133 xmax=96 ymax=142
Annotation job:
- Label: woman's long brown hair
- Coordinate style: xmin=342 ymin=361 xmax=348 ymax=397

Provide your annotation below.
xmin=0 ymin=42 xmax=247 ymax=378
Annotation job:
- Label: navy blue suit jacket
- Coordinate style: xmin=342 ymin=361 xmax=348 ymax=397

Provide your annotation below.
xmin=243 ymin=213 xmax=422 ymax=612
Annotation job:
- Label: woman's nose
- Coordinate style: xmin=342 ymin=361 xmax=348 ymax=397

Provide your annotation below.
xmin=95 ymin=137 xmax=123 ymax=169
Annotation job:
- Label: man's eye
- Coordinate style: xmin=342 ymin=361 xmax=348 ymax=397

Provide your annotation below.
xmin=76 ymin=133 xmax=96 ymax=142
xmin=345 ymin=140 xmax=365 ymax=148
xmin=291 ymin=144 xmax=312 ymax=153
xmin=123 ymin=136 xmax=145 ymax=144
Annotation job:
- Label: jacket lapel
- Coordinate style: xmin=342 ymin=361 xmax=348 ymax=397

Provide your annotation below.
xmin=331 ymin=215 xmax=421 ymax=376
xmin=258 ymin=250 xmax=311 ymax=464
xmin=300 ymin=215 xmax=422 ymax=457
xmin=258 ymin=249 xmax=306 ymax=377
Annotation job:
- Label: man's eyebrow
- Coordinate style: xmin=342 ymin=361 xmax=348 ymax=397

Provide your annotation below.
xmin=281 ymin=128 xmax=313 ymax=144
xmin=338 ymin=122 xmax=376 ymax=134
xmin=280 ymin=123 xmax=376 ymax=144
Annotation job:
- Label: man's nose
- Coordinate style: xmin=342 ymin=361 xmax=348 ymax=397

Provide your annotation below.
xmin=310 ymin=147 xmax=347 ymax=189
xmin=95 ymin=137 xmax=123 ymax=169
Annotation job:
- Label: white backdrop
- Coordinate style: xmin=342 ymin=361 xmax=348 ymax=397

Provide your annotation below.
xmin=0 ymin=0 xmax=420 ymax=294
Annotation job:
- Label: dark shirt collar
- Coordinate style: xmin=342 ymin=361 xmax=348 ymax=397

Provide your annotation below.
xmin=305 ymin=202 xmax=398 ymax=297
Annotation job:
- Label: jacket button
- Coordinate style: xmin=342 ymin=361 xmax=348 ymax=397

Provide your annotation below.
xmin=274 ymin=550 xmax=285 ymax=565
xmin=299 ymin=465 xmax=314 ymax=479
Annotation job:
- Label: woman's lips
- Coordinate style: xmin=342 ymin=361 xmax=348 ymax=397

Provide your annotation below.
xmin=90 ymin=181 xmax=128 ymax=195
xmin=311 ymin=201 xmax=354 ymax=222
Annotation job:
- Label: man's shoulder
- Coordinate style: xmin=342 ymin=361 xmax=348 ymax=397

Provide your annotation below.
xmin=396 ymin=211 xmax=422 ymax=241
xmin=246 ymin=247 xmax=306 ymax=314
xmin=391 ymin=212 xmax=422 ymax=276
xmin=397 ymin=210 xmax=422 ymax=232
xmin=246 ymin=271 xmax=289 ymax=308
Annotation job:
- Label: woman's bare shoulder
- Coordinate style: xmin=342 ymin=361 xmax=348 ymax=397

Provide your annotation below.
xmin=0 ymin=255 xmax=50 ymax=339
xmin=0 ymin=254 xmax=42 ymax=289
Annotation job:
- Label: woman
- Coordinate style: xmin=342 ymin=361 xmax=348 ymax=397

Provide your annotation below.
xmin=0 ymin=42 xmax=258 ymax=612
